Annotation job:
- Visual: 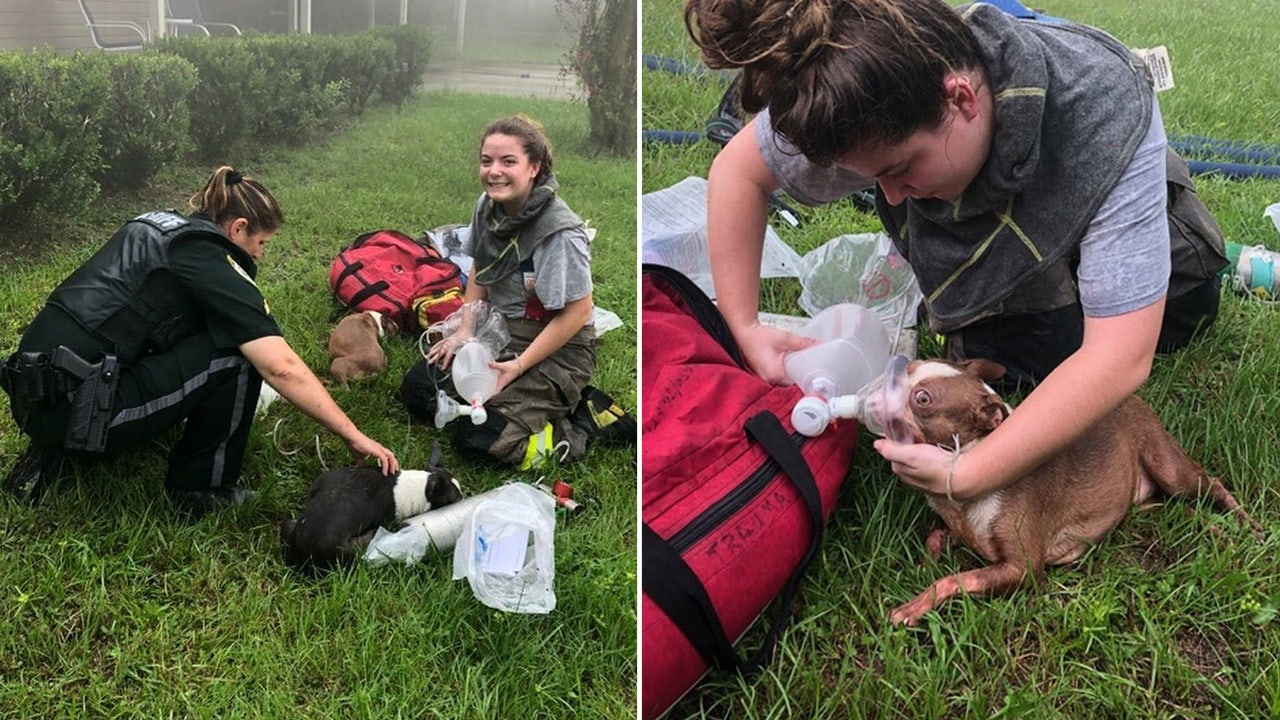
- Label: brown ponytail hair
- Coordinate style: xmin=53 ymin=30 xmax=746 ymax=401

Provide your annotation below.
xmin=188 ymin=166 xmax=284 ymax=234
xmin=685 ymin=0 xmax=984 ymax=165
xmin=480 ymin=114 xmax=555 ymax=185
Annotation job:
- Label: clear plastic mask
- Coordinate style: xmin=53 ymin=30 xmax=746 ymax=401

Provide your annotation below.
xmin=854 ymin=354 xmax=912 ymax=443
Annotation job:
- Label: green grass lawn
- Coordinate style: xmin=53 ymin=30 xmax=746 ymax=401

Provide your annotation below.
xmin=0 ymin=92 xmax=636 ymax=718
xmin=644 ymin=0 xmax=1280 ymax=717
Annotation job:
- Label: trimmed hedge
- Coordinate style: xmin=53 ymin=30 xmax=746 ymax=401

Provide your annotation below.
xmin=98 ymin=53 xmax=199 ymax=192
xmin=0 ymin=26 xmax=430 ymax=227
xmin=0 ymin=51 xmax=109 ymax=225
xmin=372 ymin=24 xmax=432 ymax=107
xmin=158 ymin=27 xmax=430 ymax=159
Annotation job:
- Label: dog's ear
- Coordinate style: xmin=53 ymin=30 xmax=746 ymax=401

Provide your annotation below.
xmin=975 ymin=396 xmax=1009 ymax=433
xmin=960 ymin=358 xmax=1007 ymax=382
xmin=427 ymin=468 xmax=463 ymax=506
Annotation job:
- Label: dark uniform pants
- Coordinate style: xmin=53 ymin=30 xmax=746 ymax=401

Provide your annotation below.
xmin=14 ymin=333 xmax=261 ymax=492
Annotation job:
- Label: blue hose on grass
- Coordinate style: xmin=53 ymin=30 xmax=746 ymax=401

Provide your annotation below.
xmin=1185 ymin=160 xmax=1280 ymax=181
xmin=642 ymin=54 xmax=731 ymax=81
xmin=1171 ymin=136 xmax=1280 ymax=166
xmin=642 ymin=129 xmax=702 ymax=145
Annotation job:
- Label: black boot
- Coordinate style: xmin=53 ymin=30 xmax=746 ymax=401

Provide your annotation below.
xmin=399 ymin=358 xmax=451 ymax=422
xmin=2 ymin=443 xmax=66 ymax=505
xmin=570 ymin=386 xmax=637 ymax=446
xmin=166 ymin=486 xmax=256 ymax=519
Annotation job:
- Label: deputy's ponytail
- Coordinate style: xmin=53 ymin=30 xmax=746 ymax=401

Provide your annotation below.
xmin=188 ymin=166 xmax=284 ymax=234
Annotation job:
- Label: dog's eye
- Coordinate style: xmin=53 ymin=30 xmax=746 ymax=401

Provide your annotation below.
xmin=913 ymin=389 xmax=931 ymax=407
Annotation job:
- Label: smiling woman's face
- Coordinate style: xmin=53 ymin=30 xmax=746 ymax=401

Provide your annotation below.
xmin=479 ymin=133 xmax=541 ymax=213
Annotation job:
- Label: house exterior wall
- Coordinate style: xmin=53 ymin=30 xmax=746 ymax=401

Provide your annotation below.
xmin=0 ymin=0 xmax=152 ymax=53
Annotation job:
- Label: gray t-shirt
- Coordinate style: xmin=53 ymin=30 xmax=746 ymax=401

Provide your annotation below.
xmin=480 ymin=219 xmax=594 ymax=320
xmin=755 ymin=97 xmax=1171 ymax=318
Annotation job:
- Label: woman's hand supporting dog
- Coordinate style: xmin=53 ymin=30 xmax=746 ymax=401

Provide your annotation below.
xmin=241 ymin=335 xmax=400 ymax=475
xmin=877 ymin=300 xmax=1165 ymax=500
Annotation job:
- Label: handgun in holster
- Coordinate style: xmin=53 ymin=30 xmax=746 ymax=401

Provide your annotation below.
xmin=52 ymin=346 xmax=120 ymax=454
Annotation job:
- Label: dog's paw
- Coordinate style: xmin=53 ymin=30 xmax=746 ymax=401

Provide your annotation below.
xmin=925 ymin=527 xmax=952 ymax=559
xmin=889 ymin=597 xmax=932 ymax=626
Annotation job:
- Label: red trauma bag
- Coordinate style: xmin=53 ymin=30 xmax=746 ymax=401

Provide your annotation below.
xmin=329 ymin=229 xmax=464 ymax=333
xmin=641 ymin=265 xmax=860 ymax=719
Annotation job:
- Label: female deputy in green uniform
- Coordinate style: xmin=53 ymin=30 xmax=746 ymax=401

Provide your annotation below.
xmin=1 ymin=166 xmax=399 ymax=516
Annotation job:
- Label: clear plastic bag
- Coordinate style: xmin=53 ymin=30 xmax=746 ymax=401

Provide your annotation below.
xmin=426 ymin=299 xmax=510 ymax=356
xmin=364 ymin=525 xmax=431 ymax=566
xmin=797 ymin=232 xmax=923 ymax=334
xmin=641 ymin=176 xmax=802 ymax=299
xmin=451 ymin=483 xmax=557 ymax=614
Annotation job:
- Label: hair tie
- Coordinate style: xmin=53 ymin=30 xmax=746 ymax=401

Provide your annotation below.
xmin=226 ymin=170 xmax=244 ymax=186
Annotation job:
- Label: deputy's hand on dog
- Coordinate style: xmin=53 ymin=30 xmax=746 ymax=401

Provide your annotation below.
xmin=347 ymin=433 xmax=399 ymax=475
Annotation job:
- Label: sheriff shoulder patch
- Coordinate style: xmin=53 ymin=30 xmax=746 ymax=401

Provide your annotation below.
xmin=226 ymin=254 xmax=261 ymax=288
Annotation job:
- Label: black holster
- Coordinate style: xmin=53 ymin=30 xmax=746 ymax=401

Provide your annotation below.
xmin=53 ymin=347 xmax=120 ymax=453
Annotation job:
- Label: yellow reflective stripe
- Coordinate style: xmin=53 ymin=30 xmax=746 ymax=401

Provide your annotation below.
xmin=473 ymin=226 xmax=520 ymax=280
xmin=589 ymin=400 xmax=624 ymax=428
xmin=927 ymin=197 xmax=1042 ymax=304
xmin=519 ymin=423 xmax=555 ymax=471
xmin=994 ymin=86 xmax=1046 ymax=102
xmin=928 ymin=226 xmax=1000 ymax=304
xmin=998 ymin=210 xmax=1039 ymax=260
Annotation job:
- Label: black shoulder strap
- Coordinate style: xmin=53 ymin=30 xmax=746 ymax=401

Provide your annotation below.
xmin=643 ymin=410 xmax=823 ymax=676
xmin=642 ymin=524 xmax=740 ymax=671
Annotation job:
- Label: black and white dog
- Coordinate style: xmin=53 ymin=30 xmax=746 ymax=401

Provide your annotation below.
xmin=280 ymin=449 xmax=463 ymax=576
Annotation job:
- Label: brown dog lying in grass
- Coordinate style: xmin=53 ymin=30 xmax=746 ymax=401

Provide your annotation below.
xmin=887 ymin=358 xmax=1259 ymax=626
xmin=328 ymin=310 xmax=390 ymax=387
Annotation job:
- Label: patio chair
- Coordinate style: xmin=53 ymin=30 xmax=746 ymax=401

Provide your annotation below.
xmin=167 ymin=0 xmax=242 ymax=36
xmin=76 ymin=0 xmax=148 ymax=51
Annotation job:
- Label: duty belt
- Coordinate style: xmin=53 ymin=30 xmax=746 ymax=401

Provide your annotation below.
xmin=2 ymin=346 xmax=120 ymax=453
xmin=3 ymin=350 xmax=75 ymax=405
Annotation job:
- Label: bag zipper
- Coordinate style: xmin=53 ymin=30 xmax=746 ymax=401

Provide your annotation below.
xmin=667 ymin=430 xmax=806 ymax=554
xmin=644 ymin=265 xmax=810 ymax=553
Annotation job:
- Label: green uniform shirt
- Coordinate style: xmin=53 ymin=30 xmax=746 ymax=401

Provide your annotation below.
xmin=167 ymin=234 xmax=281 ymax=350
xmin=20 ymin=217 xmax=281 ymax=362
